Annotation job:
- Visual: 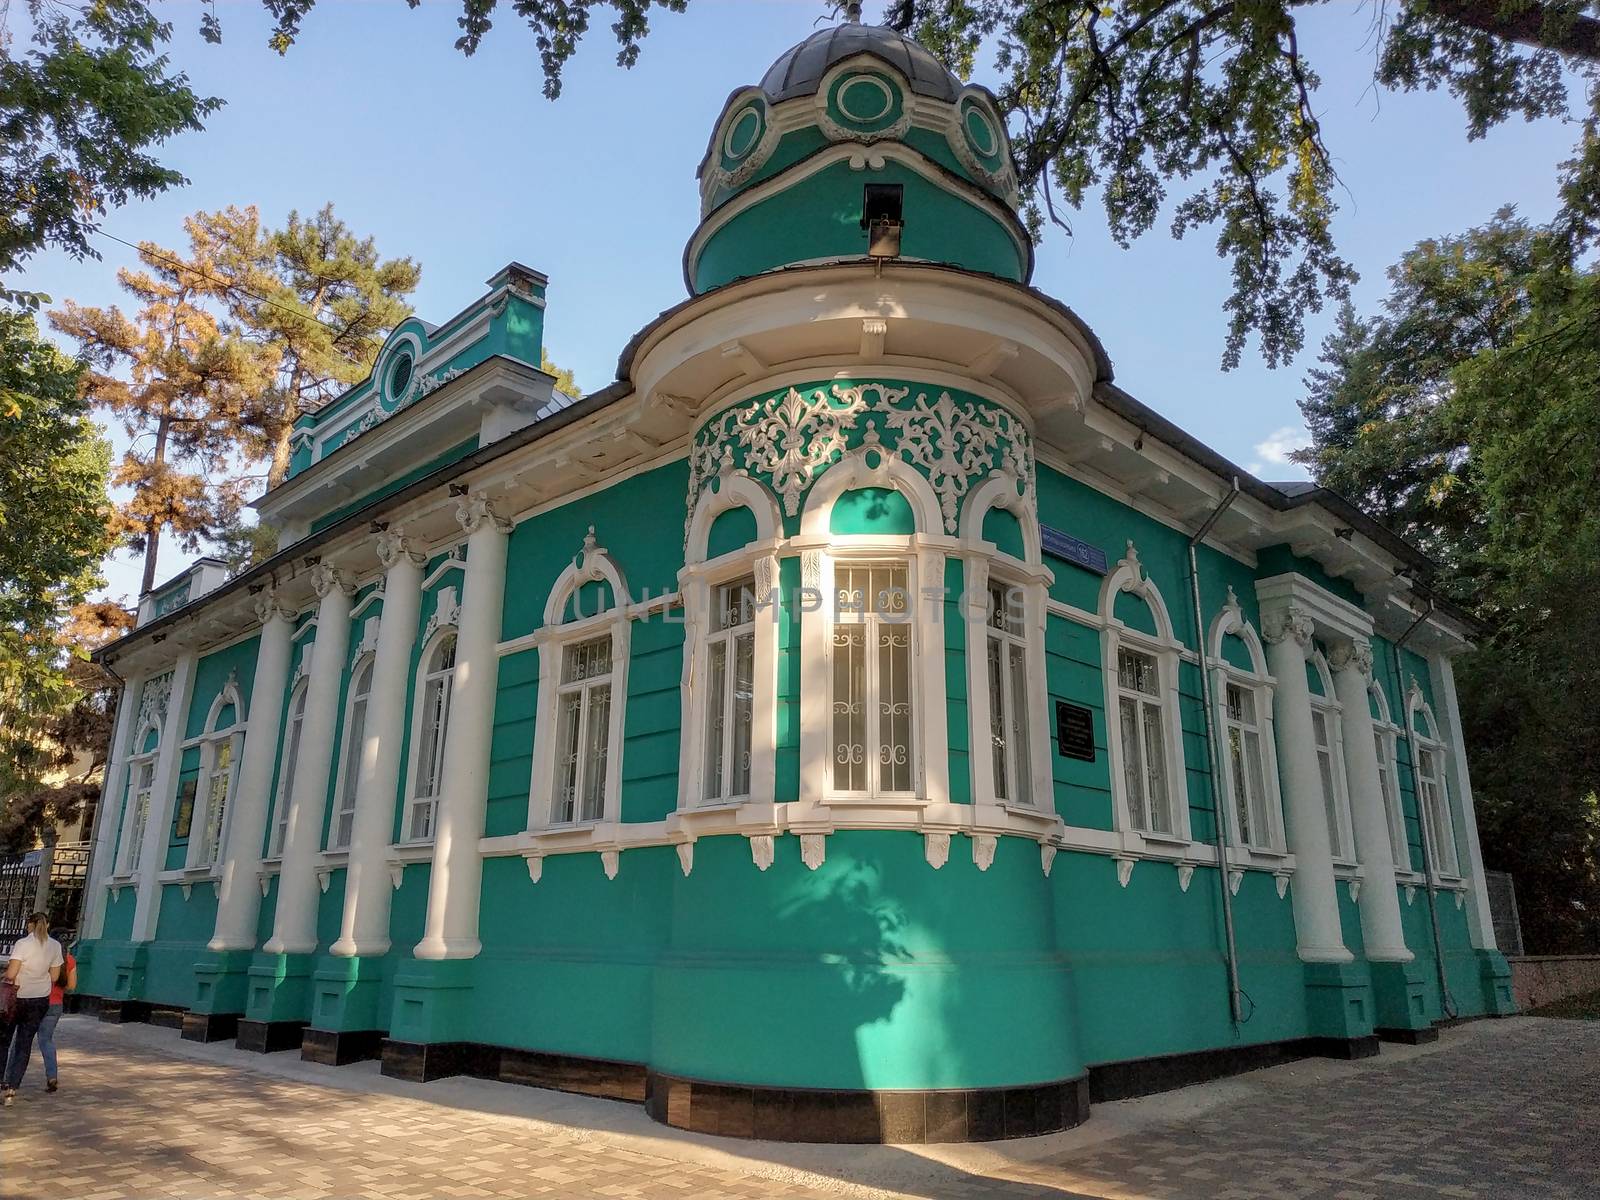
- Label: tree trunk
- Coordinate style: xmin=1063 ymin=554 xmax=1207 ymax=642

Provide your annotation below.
xmin=140 ymin=414 xmax=172 ymax=595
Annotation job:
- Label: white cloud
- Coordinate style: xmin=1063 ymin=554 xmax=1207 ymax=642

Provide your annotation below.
xmin=1253 ymin=425 xmax=1311 ymax=469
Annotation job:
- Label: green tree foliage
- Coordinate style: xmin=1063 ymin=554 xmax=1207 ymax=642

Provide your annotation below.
xmin=1295 ymin=212 xmax=1600 ymax=952
xmin=50 ymin=245 xmax=278 ymax=594
xmin=0 ymin=314 xmax=120 ymax=851
xmin=0 ymin=0 xmax=220 ymax=307
xmin=185 ymin=205 xmax=420 ymax=488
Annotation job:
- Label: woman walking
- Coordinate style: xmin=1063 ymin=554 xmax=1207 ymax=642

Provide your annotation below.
xmin=2 ymin=913 xmax=64 ymax=1106
xmin=36 ymin=941 xmax=76 ymax=1092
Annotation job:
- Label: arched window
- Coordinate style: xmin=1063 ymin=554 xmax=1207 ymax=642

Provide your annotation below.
xmin=328 ymin=656 xmax=374 ymax=850
xmin=1207 ymin=592 xmax=1285 ymax=854
xmin=118 ymin=723 xmax=162 ymax=875
xmin=1369 ymin=679 xmax=1410 ymax=872
xmin=1308 ymin=650 xmax=1355 ymax=862
xmin=406 ymin=631 xmax=457 ymax=842
xmin=530 ymin=527 xmax=630 ymax=828
xmin=269 ymin=682 xmax=308 ymax=858
xmin=680 ymin=475 xmax=782 ymax=810
xmin=797 ymin=449 xmax=949 ymax=807
xmin=190 ymin=684 xmax=245 ymax=870
xmin=959 ymin=473 xmax=1051 ymax=812
xmin=1099 ymin=543 xmax=1188 ymax=842
xmin=1409 ymin=693 xmax=1460 ymax=877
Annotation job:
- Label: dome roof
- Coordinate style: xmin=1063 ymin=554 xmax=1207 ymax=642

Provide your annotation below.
xmin=759 ymin=23 xmax=960 ymax=104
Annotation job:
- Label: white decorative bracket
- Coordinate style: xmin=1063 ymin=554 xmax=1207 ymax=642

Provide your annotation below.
xmin=1275 ymin=872 xmax=1291 ymax=900
xmin=1228 ymin=869 xmax=1244 ymax=896
xmin=1348 ymin=879 xmax=1363 ymax=904
xmin=800 ymin=833 xmax=826 ymax=871
xmin=601 ymin=850 xmax=619 ymax=880
xmin=749 ymin=835 xmax=775 ymax=872
xmin=316 ymin=867 xmax=332 ymax=894
xmin=972 ymin=834 xmax=997 ymax=872
xmin=526 ymin=856 xmax=543 ymax=884
xmin=1040 ymin=843 xmax=1057 ymax=878
xmin=1405 ymin=884 xmax=1417 ymax=906
xmin=180 ymin=882 xmax=193 ymax=901
xmin=1455 ymin=889 xmax=1466 ymax=911
xmin=1114 ymin=856 xmax=1135 ymax=888
xmin=924 ymin=832 xmax=951 ymax=870
xmin=257 ymin=874 xmax=270 ymax=898
xmin=676 ymin=841 xmax=694 ymax=877
xmin=1176 ymin=864 xmax=1194 ymax=893
xmin=388 ymin=864 xmax=404 ymax=890
xmin=210 ymin=879 xmax=221 ymax=899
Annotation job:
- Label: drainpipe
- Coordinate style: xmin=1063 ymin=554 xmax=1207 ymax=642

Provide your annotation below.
xmin=1390 ymin=597 xmax=1457 ymax=1020
xmin=1189 ymin=478 xmax=1244 ymax=1024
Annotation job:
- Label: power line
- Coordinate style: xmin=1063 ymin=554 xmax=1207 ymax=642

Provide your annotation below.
xmin=93 ymin=228 xmax=350 ymax=339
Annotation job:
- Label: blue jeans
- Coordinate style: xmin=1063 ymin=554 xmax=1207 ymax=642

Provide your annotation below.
xmin=38 ymin=1003 xmax=62 ymax=1080
xmin=3 ymin=996 xmax=48 ymax=1089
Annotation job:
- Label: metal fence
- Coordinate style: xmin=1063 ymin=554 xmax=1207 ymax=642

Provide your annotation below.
xmin=1485 ymin=869 xmax=1525 ymax=957
xmin=0 ymin=842 xmax=91 ymax=947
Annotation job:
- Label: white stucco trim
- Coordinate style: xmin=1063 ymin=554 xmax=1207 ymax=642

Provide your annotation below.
xmin=1206 ymin=594 xmax=1288 ymax=856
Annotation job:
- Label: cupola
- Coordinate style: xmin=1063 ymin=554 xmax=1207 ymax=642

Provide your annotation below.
xmin=685 ymin=9 xmax=1031 ymax=294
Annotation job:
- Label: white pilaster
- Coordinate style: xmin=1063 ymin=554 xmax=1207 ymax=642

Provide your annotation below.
xmin=1428 ymin=653 xmax=1498 ymax=951
xmin=264 ymin=565 xmax=354 ymax=956
xmin=81 ymin=671 xmax=144 ymax=940
xmin=1261 ymin=606 xmax=1351 ymax=963
xmin=331 ymin=530 xmax=426 ymax=958
xmin=415 ymin=495 xmax=510 ymax=960
xmin=132 ymin=653 xmax=197 ymax=943
xmin=1329 ymin=639 xmax=1412 ymax=962
xmin=208 ymin=594 xmax=297 ymax=951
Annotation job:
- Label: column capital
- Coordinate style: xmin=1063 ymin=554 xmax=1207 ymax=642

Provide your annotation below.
xmin=1261 ymin=605 xmax=1315 ymax=649
xmin=309 ymin=563 xmax=356 ymax=599
xmin=375 ymin=527 xmax=428 ymax=570
xmin=1327 ymin=638 xmax=1374 ymax=679
xmin=250 ymin=588 xmax=296 ymax=626
xmin=456 ymin=492 xmax=513 ymax=537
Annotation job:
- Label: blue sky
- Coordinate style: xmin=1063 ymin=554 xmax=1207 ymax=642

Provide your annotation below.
xmin=22 ymin=1 xmax=1582 ymax=604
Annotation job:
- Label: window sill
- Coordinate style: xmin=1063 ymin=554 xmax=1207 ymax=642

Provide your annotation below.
xmin=319 ymin=849 xmax=351 ymax=865
xmin=388 ymin=841 xmax=435 ymax=863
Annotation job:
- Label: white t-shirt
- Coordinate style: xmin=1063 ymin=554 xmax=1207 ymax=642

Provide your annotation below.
xmin=8 ymin=934 xmax=64 ymax=1000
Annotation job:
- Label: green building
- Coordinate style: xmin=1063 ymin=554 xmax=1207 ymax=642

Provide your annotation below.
xmin=77 ymin=15 xmax=1513 ymax=1144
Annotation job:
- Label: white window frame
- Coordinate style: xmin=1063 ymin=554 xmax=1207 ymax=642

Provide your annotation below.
xmin=117 ymin=727 xmax=161 ymax=876
xmin=268 ymin=682 xmax=309 ymax=860
xmin=678 ymin=475 xmax=782 ymax=812
xmin=1308 ymin=651 xmax=1357 ymax=864
xmin=1369 ymin=679 xmax=1412 ymax=874
xmin=1408 ymin=693 xmax=1462 ymax=880
xmin=528 ymin=529 xmax=631 ymax=830
xmin=327 ymin=654 xmax=375 ymax=851
xmin=795 ymin=450 xmax=950 ymax=811
xmin=403 ymin=627 xmax=459 ymax=845
xmin=1206 ymin=598 xmax=1286 ymax=856
xmin=1099 ymin=543 xmax=1190 ymax=846
xmin=187 ymin=684 xmax=246 ymax=871
xmin=957 ymin=476 xmax=1053 ymax=815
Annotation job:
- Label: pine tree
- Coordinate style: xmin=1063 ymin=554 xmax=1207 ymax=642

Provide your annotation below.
xmin=51 ymin=246 xmax=277 ymax=594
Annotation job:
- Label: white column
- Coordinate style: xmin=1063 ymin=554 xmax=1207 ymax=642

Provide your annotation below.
xmin=132 ymin=653 xmax=197 ymax=943
xmin=331 ymin=529 xmax=425 ymax=958
xmin=415 ymin=495 xmax=510 ymax=960
xmin=1329 ymin=639 xmax=1412 ymax=962
xmin=1262 ymin=606 xmax=1351 ymax=963
xmin=1428 ymin=653 xmax=1498 ymax=951
xmin=209 ymin=595 xmax=296 ymax=951
xmin=264 ymin=564 xmax=354 ymax=956
xmin=82 ymin=671 xmax=144 ymax=939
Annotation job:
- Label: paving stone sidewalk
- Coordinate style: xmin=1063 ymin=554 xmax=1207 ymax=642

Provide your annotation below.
xmin=1 ymin=1016 xmax=1595 ymax=1199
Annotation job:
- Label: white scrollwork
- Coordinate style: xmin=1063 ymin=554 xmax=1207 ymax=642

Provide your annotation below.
xmin=1275 ymin=872 xmax=1290 ymax=899
xmin=1228 ymin=869 xmax=1244 ymax=896
xmin=924 ymin=832 xmax=951 ymax=870
xmin=676 ymin=841 xmax=694 ymax=877
xmin=800 ymin=833 xmax=826 ymax=871
xmin=749 ymin=834 xmax=775 ymax=872
xmin=1115 ymin=856 xmax=1135 ymax=888
xmin=872 ymin=388 xmax=1000 ymax=533
xmin=601 ymin=850 xmax=619 ymax=880
xmin=1040 ymin=843 xmax=1057 ymax=878
xmin=1348 ymin=878 xmax=1363 ymax=904
xmin=740 ymin=384 xmax=880 ymax=517
xmin=137 ymin=673 xmax=173 ymax=732
xmin=309 ymin=563 xmax=355 ymax=600
xmin=1177 ymin=864 xmax=1194 ymax=893
xmin=1328 ymin=638 xmax=1375 ymax=679
xmin=456 ymin=492 xmax=512 ymax=537
xmin=375 ymin=528 xmax=427 ymax=571
xmin=422 ymin=585 xmax=460 ymax=645
xmin=251 ymin=590 xmax=293 ymax=626
xmin=1261 ymin=606 xmax=1315 ymax=649
xmin=526 ymin=856 xmax=543 ymax=884
xmin=972 ymin=834 xmax=997 ymax=872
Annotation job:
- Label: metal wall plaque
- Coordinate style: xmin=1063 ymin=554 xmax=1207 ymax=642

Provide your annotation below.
xmin=1055 ymin=701 xmax=1096 ymax=762
xmin=1041 ymin=525 xmax=1109 ymax=575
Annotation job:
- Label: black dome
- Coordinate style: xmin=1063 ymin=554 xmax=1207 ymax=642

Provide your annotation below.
xmin=759 ymin=23 xmax=961 ymax=104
